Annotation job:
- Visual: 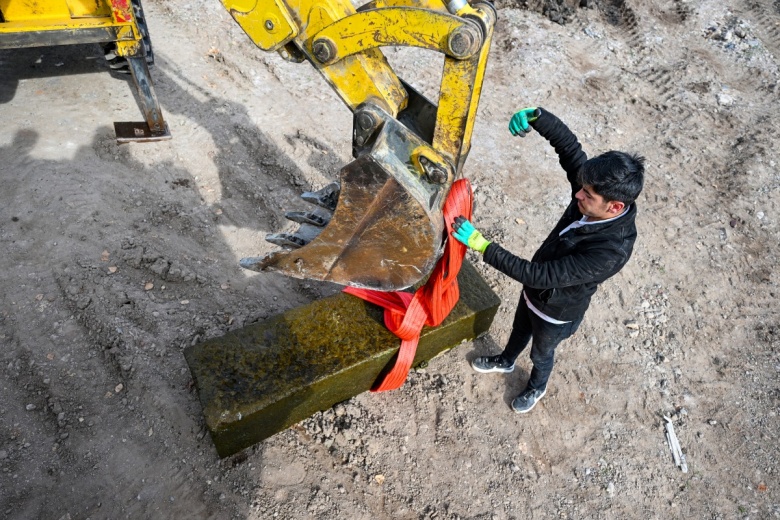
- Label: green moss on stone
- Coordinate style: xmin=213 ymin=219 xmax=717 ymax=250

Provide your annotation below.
xmin=184 ymin=260 xmax=500 ymax=457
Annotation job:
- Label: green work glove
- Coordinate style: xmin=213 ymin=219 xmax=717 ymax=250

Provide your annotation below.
xmin=452 ymin=216 xmax=491 ymax=254
xmin=508 ymin=107 xmax=541 ymax=137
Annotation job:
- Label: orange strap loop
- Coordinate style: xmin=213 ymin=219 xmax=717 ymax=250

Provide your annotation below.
xmin=344 ymin=179 xmax=473 ymax=391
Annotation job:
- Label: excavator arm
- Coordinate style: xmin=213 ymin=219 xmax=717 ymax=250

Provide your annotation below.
xmin=222 ymin=0 xmax=495 ymax=291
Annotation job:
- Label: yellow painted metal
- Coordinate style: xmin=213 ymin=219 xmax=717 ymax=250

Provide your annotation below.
xmin=312 ymin=8 xmax=473 ymax=60
xmin=0 ymin=0 xmax=112 ymax=22
xmin=307 ymin=0 xmax=494 ymax=169
xmin=0 ymin=16 xmax=126 ymax=33
xmin=450 ymin=1 xmax=480 ymax=17
xmin=0 ymin=1 xmax=71 ymax=21
xmin=0 ymin=0 xmax=134 ymax=39
xmin=221 ymin=0 xmax=495 ymax=131
xmin=224 ymin=0 xmax=408 ymax=115
xmin=68 ymin=0 xmax=112 ymax=18
xmin=220 ymin=0 xmax=298 ymax=52
xmin=411 ymin=145 xmax=451 ymax=182
xmin=115 ymin=37 xmax=141 ymax=56
xmin=360 ymin=0 xmax=478 ymax=16
xmin=0 ymin=0 xmax=171 ymax=142
xmin=433 ymin=4 xmax=494 ymax=168
xmin=358 ymin=0 xmax=448 ymax=12
xmin=301 ymin=0 xmax=406 ymax=115
xmin=223 ymin=0 xmax=496 ymax=288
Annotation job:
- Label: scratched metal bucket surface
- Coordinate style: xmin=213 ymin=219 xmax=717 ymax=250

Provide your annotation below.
xmin=242 ymin=154 xmax=444 ymax=291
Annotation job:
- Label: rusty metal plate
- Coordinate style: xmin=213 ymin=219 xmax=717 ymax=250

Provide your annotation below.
xmin=114 ymin=121 xmax=172 ymax=143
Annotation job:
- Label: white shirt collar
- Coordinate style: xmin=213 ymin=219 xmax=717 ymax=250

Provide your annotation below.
xmin=559 ymin=205 xmax=630 ymax=236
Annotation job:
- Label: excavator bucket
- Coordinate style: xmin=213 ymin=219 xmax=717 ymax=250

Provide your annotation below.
xmin=241 ymin=105 xmax=449 ymax=291
xmin=223 ymin=0 xmax=495 ymax=291
xmin=242 ymin=158 xmax=441 ymax=291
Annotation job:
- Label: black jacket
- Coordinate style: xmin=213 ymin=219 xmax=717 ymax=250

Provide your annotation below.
xmin=482 ymin=108 xmax=638 ymax=322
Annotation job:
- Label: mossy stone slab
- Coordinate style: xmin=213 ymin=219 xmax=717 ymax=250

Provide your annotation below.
xmin=184 ymin=260 xmax=500 ymax=457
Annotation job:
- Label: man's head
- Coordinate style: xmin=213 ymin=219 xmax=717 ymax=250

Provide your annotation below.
xmin=575 ymin=151 xmax=645 ymax=221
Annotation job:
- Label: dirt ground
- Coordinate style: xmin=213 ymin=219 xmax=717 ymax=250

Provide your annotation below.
xmin=1 ymin=0 xmax=779 ymax=518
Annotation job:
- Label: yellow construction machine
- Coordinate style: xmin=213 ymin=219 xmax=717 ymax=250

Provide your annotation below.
xmin=0 ymin=0 xmax=170 ymax=142
xmin=224 ymin=0 xmax=496 ymax=291
xmin=2 ymin=0 xmax=494 ymax=290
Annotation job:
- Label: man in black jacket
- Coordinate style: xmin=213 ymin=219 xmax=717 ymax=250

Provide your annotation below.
xmin=452 ymin=106 xmax=645 ymax=413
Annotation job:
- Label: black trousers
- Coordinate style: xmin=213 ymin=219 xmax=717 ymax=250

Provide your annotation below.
xmin=502 ymin=296 xmax=582 ymax=391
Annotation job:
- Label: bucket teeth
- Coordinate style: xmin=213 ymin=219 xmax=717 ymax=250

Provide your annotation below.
xmin=264 ymin=184 xmax=339 ymax=250
xmin=246 ymin=153 xmax=444 ymax=290
xmin=300 ymin=182 xmax=340 ymax=211
xmin=268 ymin=224 xmax=323 ymax=248
xmin=284 ymin=211 xmax=329 ymax=227
xmin=265 ymin=233 xmax=307 ymax=249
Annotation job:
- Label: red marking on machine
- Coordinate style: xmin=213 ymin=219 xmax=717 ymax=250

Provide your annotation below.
xmin=110 ymin=0 xmax=133 ymax=23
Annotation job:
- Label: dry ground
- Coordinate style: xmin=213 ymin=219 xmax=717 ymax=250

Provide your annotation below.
xmin=1 ymin=0 xmax=779 ymax=518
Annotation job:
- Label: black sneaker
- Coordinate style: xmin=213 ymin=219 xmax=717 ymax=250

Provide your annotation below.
xmin=511 ymin=387 xmax=547 ymax=413
xmin=471 ymin=355 xmax=515 ymax=374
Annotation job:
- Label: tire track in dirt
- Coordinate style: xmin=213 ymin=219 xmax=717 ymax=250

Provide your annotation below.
xmin=0 ymin=292 xmax=151 ymax=518
xmin=589 ymin=0 xmax=778 ymax=215
xmin=519 ymin=0 xmax=720 ymax=136
xmin=738 ymin=0 xmax=780 ymax=61
xmin=713 ymin=114 xmax=780 ymax=307
xmin=58 ymin=273 xmax=136 ymax=381
xmin=565 ymin=4 xmax=779 ymax=374
xmin=562 ymin=15 xmax=622 ymax=107
xmin=529 ymin=0 xmax=723 ymax=203
xmin=729 ymin=0 xmax=780 ymax=99
xmin=604 ymin=0 xmax=719 ymax=127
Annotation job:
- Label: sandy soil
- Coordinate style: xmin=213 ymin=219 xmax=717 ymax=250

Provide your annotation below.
xmin=1 ymin=0 xmax=779 ymax=518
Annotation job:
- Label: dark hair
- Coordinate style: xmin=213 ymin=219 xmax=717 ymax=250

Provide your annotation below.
xmin=578 ymin=151 xmax=645 ymax=206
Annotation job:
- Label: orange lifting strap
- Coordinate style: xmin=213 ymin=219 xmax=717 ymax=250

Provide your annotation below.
xmin=344 ymin=178 xmax=473 ymax=391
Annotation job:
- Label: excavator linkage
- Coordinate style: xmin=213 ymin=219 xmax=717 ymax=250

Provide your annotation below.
xmin=241 ymin=104 xmax=448 ymax=290
xmin=222 ymin=0 xmax=495 ymax=290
